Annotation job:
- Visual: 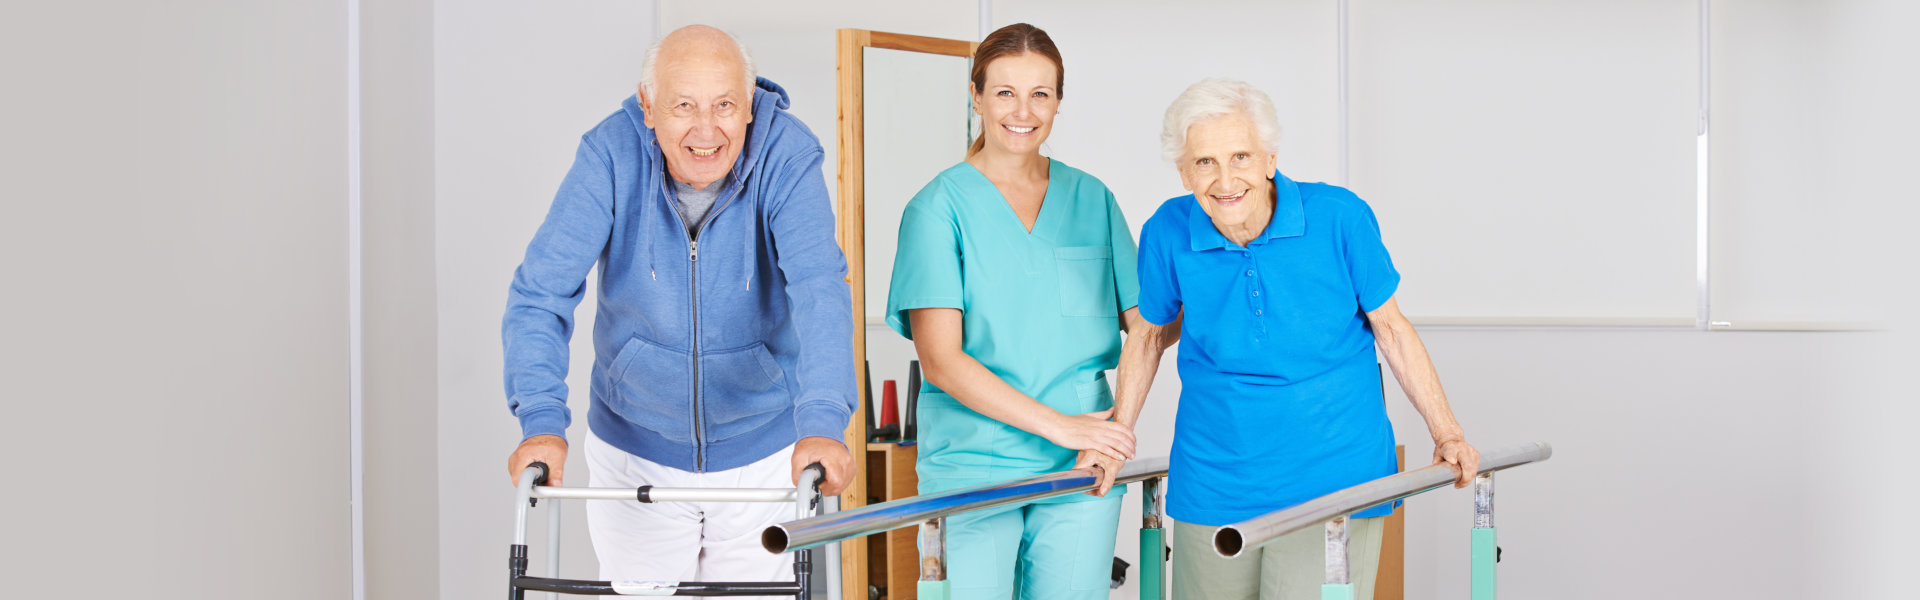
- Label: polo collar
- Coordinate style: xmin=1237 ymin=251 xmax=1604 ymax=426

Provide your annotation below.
xmin=1188 ymin=169 xmax=1307 ymax=251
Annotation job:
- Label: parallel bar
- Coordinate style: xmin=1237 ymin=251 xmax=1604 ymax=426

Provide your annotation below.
xmin=1215 ymin=443 xmax=1551 ymax=558
xmin=534 ymin=487 xmax=796 ymax=503
xmin=765 ymin=457 xmax=1169 ymax=553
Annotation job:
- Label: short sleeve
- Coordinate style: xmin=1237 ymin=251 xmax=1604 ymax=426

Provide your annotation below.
xmin=1136 ymin=213 xmax=1182 ymax=325
xmin=1344 ymin=199 xmax=1401 ymax=312
xmin=1107 ymin=191 xmax=1141 ymax=313
xmin=884 ymin=201 xmax=964 ymax=340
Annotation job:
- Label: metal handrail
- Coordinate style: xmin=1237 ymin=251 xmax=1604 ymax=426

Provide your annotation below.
xmin=762 ymin=456 xmax=1170 ymax=553
xmin=1213 ymin=441 xmax=1554 ymax=558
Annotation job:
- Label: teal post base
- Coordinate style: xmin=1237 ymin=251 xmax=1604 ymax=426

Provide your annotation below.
xmin=919 ymin=579 xmax=951 ymax=600
xmin=1140 ymin=527 xmax=1164 ymax=600
xmin=1471 ymin=527 xmax=1497 ymax=600
xmin=1321 ymin=583 xmax=1355 ymax=600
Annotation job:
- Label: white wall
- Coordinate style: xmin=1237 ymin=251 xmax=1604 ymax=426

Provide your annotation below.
xmin=1381 ymin=328 xmax=1911 ymax=599
xmin=433 ymin=1 xmax=657 ymax=598
xmin=362 ymin=0 xmax=441 ymax=597
xmin=0 ymin=1 xmax=350 ymax=598
xmin=410 ymin=1 xmax=1912 ymax=599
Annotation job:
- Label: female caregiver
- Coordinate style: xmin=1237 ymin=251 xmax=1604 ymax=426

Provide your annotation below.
xmin=1132 ymin=79 xmax=1481 ymax=600
xmin=884 ymin=23 xmax=1175 ymax=599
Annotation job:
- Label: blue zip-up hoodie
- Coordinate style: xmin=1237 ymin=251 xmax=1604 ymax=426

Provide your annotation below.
xmin=504 ymin=77 xmax=854 ymax=472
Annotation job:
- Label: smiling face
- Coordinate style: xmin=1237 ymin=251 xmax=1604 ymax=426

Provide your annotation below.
xmin=1178 ymin=113 xmax=1279 ymax=239
xmin=971 ymin=52 xmax=1060 ymax=157
xmin=639 ymin=33 xmax=752 ymax=191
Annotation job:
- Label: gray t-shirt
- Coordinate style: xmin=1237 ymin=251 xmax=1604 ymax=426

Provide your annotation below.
xmin=671 ymin=176 xmax=728 ymax=238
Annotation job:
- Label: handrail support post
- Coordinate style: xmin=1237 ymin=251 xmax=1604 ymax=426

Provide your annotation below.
xmin=1471 ymin=472 xmax=1497 ymax=600
xmin=1140 ymin=477 xmax=1166 ymax=600
xmin=1322 ymin=516 xmax=1353 ymax=600
xmin=918 ymin=516 xmax=950 ymax=600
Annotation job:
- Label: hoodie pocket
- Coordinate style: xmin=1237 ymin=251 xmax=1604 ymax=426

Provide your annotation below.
xmin=608 ymin=336 xmax=695 ymax=444
xmin=1055 ymin=245 xmax=1118 ymax=317
xmin=700 ymin=342 xmax=791 ymax=442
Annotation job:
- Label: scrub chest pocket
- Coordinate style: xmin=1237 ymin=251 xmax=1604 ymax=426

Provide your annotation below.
xmin=1053 ymin=245 xmax=1117 ymax=318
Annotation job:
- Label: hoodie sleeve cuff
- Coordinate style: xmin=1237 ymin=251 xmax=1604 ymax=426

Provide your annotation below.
xmin=794 ymin=400 xmax=852 ymax=443
xmin=517 ymin=404 xmax=572 ymax=443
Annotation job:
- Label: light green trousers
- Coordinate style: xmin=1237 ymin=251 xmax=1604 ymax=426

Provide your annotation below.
xmin=1171 ymin=517 xmax=1384 ymax=600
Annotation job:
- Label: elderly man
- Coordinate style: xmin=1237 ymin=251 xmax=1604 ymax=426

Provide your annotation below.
xmin=1128 ymin=78 xmax=1481 ymax=600
xmin=501 ymin=26 xmax=855 ymax=584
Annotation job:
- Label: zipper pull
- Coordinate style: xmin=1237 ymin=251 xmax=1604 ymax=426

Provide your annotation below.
xmin=690 ymin=240 xmax=698 ymax=262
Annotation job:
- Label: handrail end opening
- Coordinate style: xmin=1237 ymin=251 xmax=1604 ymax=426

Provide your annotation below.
xmin=1214 ymin=526 xmax=1245 ymax=558
xmin=762 ymin=525 xmax=791 ymax=554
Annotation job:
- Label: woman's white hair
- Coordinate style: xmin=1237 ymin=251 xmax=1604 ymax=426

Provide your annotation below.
xmin=1160 ymin=78 xmax=1281 ymax=163
xmin=639 ymin=28 xmax=757 ymax=99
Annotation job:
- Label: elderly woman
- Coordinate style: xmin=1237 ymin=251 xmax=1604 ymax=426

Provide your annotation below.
xmin=1130 ymin=79 xmax=1482 ymax=600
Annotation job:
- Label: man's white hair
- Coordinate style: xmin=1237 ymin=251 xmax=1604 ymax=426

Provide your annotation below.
xmin=1160 ymin=78 xmax=1281 ymax=163
xmin=639 ymin=28 xmax=757 ymax=99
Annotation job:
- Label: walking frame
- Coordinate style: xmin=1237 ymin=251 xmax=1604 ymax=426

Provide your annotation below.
xmin=508 ymin=460 xmax=840 ymax=599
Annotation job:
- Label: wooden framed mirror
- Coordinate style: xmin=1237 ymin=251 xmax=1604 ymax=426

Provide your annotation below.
xmin=834 ymin=29 xmax=976 ymax=600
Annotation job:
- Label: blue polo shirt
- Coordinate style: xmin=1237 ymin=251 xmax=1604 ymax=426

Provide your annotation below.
xmin=1137 ymin=170 xmax=1400 ymax=526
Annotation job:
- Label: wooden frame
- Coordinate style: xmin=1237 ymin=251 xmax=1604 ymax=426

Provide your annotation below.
xmin=835 ymin=29 xmax=976 ymax=600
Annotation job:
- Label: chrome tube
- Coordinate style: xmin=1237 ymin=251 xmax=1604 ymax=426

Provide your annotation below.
xmin=918 ymin=517 xmax=947 ymax=582
xmin=764 ymin=457 xmax=1170 ymax=553
xmin=823 ymin=495 xmax=842 ymax=600
xmin=514 ymin=465 xmax=543 ymax=546
xmin=1142 ymin=477 xmax=1164 ymax=530
xmin=532 ymin=486 xmax=796 ymax=503
xmin=546 ymin=497 xmax=561 ymax=600
xmin=1474 ymin=472 xmax=1495 ymax=529
xmin=1215 ymin=442 xmax=1551 ymax=558
xmin=1324 ymin=516 xmax=1350 ymax=586
xmin=795 ymin=466 xmax=822 ymax=521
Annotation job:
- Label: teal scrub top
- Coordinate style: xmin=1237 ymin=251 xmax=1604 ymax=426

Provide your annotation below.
xmin=886 ymin=159 xmax=1139 ymax=495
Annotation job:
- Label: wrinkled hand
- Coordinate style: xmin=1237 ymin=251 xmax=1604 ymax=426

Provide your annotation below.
xmin=1074 ymin=449 xmax=1127 ymax=497
xmin=1042 ymin=409 xmax=1136 ymax=461
xmin=1434 ymin=437 xmax=1481 ymax=488
xmin=508 ymin=434 xmax=568 ymax=487
xmin=792 ymin=436 xmax=854 ymax=496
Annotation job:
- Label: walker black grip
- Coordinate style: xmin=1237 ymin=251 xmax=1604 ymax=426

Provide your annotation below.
xmin=527 ymin=461 xmax=551 ymax=487
xmin=802 ymin=462 xmax=827 ymax=491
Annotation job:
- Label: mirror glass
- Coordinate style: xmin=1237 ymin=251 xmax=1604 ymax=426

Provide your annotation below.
xmin=861 ymin=46 xmax=972 ymax=414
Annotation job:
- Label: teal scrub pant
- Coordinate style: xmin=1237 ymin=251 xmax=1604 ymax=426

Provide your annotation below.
xmin=934 ymin=493 xmax=1124 ymax=600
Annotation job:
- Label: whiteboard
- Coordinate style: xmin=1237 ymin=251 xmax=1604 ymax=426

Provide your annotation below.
xmin=1349 ymin=0 xmax=1702 ymax=323
xmin=1707 ymin=0 xmax=1900 ymax=328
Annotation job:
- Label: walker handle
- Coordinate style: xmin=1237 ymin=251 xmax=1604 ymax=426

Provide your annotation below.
xmin=800 ymin=462 xmax=826 ymax=492
xmin=526 ymin=461 xmax=551 ymax=487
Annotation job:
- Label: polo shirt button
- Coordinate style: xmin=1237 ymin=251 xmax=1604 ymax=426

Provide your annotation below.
xmin=1245 ymin=270 xmax=1254 ymax=276
xmin=1252 ymin=290 xmax=1260 ymax=297
xmin=1255 ymin=309 xmax=1263 ymax=316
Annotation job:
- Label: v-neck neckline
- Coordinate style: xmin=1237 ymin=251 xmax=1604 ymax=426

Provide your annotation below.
xmin=961 ymin=158 xmax=1057 ymax=238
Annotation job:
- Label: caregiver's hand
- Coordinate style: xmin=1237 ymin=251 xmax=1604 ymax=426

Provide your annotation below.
xmin=1042 ymin=409 xmax=1135 ymax=460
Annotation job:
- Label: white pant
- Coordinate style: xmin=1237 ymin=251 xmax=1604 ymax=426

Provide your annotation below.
xmin=584 ymin=432 xmax=796 ymax=594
